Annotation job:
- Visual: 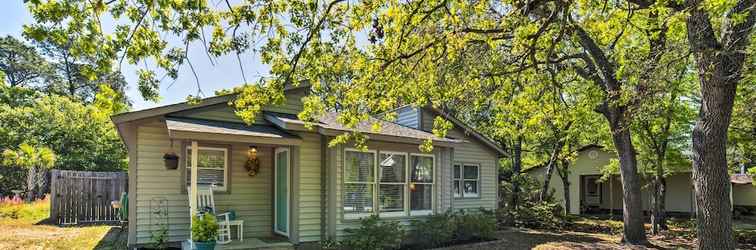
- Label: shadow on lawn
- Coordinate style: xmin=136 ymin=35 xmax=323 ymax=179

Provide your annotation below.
xmin=440 ymin=228 xmax=679 ymax=250
xmin=93 ymin=226 xmax=128 ymax=250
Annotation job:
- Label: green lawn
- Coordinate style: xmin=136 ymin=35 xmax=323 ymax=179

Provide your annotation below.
xmin=0 ymin=197 xmax=126 ymax=250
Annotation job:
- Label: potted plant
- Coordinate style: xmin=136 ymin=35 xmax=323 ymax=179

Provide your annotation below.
xmin=163 ymin=152 xmax=179 ymax=170
xmin=191 ymin=212 xmax=219 ymax=250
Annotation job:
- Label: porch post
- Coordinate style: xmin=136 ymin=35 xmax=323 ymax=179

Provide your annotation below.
xmin=190 ymin=141 xmax=199 ymax=215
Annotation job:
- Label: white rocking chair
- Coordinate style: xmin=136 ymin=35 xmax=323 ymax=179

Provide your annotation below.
xmin=189 ymin=187 xmax=233 ymax=244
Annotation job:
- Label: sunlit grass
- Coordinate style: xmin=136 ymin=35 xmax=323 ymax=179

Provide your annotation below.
xmin=0 ymin=197 xmax=122 ymax=250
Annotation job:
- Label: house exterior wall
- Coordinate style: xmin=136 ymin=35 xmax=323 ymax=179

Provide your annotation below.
xmin=325 ymin=140 xmax=453 ymax=239
xmin=126 ymin=97 xmax=501 ymax=245
xmin=294 ymin=132 xmax=322 ymax=242
xmin=133 ymin=121 xmax=278 ymax=245
xmin=394 ymin=106 xmax=420 ymax=129
xmin=529 ymin=148 xmax=703 ymax=215
xmin=419 ymin=109 xmax=499 ymax=211
xmin=130 ymin=89 xmax=310 ymax=246
xmin=734 ymin=183 xmax=756 ymax=207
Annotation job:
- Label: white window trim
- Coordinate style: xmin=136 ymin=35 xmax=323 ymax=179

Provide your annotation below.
xmin=186 ymin=146 xmax=228 ymax=191
xmin=343 ymin=148 xmax=378 ymax=220
xmin=453 ymin=163 xmax=481 ymax=199
xmin=378 ymin=151 xmax=408 ymax=218
xmin=342 ymin=149 xmax=437 ymax=219
xmin=409 ymin=153 xmax=435 ymax=216
xmin=453 ymin=164 xmax=462 ymax=198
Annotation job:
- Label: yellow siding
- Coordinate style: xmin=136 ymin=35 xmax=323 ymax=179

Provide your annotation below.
xmin=529 ymin=148 xmax=698 ymax=214
xmin=295 ymin=132 xmax=322 ymax=242
xmin=420 ymin=109 xmax=499 ymax=211
xmin=135 ymin=121 xmax=275 ymax=244
xmin=330 ymin=140 xmax=451 ymax=239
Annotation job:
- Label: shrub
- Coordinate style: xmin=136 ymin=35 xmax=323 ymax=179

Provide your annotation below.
xmin=453 ymin=208 xmax=497 ymax=242
xmin=342 ymin=215 xmax=404 ymax=250
xmin=191 ymin=212 xmax=219 ymax=242
xmin=410 ymin=211 xmax=456 ymax=248
xmin=510 ymin=200 xmax=566 ymax=230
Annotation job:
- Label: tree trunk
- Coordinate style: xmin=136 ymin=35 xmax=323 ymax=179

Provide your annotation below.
xmin=510 ymin=136 xmax=523 ymax=212
xmin=684 ymin=0 xmax=755 ymax=248
xmin=691 ymin=87 xmax=736 ymax=250
xmin=651 ymin=176 xmax=667 ymax=234
xmin=539 ymin=143 xmax=562 ymax=201
xmin=558 ymin=158 xmax=571 ymax=216
xmin=25 ymin=166 xmax=36 ymax=202
xmin=608 ymin=119 xmax=647 ymax=244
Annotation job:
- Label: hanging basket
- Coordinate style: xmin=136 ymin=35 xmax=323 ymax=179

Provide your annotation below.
xmin=163 ymin=153 xmax=179 ymax=170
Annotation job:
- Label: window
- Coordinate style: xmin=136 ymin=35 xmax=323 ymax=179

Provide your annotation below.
xmin=342 ymin=149 xmax=435 ymax=218
xmin=343 ymin=149 xmax=376 ymax=219
xmin=454 ymin=164 xmax=479 ymax=198
xmin=186 ymin=146 xmax=228 ymax=191
xmin=410 ymin=154 xmax=434 ymax=216
xmin=378 ymin=152 xmax=406 ymax=217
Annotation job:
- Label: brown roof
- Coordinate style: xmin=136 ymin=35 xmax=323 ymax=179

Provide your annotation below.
xmin=166 ymin=117 xmax=300 ymax=139
xmin=318 ymin=112 xmax=461 ymax=143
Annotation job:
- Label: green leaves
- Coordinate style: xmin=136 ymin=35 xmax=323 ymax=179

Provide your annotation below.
xmin=0 ymin=89 xmax=127 ymax=171
xmin=1 ymin=143 xmax=56 ymax=170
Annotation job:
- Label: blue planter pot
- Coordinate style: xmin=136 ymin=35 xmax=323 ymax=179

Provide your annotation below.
xmin=194 ymin=240 xmax=216 ymax=250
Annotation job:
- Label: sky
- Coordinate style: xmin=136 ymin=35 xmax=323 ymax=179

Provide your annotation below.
xmin=0 ymin=1 xmax=271 ymax=111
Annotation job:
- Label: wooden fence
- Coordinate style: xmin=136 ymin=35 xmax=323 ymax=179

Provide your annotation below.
xmin=50 ymin=170 xmax=127 ymax=225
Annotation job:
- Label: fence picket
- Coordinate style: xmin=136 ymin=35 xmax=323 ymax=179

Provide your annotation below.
xmin=49 ymin=170 xmax=127 ymax=225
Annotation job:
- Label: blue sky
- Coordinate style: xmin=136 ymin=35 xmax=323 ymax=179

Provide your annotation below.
xmin=1 ymin=1 xmax=270 ymax=111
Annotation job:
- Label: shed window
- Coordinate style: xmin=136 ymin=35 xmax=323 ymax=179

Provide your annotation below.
xmin=453 ymin=164 xmax=479 ymax=198
xmin=186 ymin=146 xmax=228 ymax=191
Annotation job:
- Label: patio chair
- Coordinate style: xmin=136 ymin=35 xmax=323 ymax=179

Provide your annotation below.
xmin=189 ymin=187 xmax=233 ymax=244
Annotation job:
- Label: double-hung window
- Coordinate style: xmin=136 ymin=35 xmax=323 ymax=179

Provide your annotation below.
xmin=453 ymin=164 xmax=479 ymax=198
xmin=409 ymin=154 xmax=434 ymax=215
xmin=343 ymin=149 xmax=376 ymax=219
xmin=343 ymin=149 xmax=435 ymax=218
xmin=378 ymin=152 xmax=406 ymax=217
xmin=186 ymin=146 xmax=228 ymax=191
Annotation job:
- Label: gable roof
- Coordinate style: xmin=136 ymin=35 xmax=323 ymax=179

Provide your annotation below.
xmin=111 ymin=84 xmax=309 ymax=124
xmin=112 ymin=85 xmax=503 ymax=151
xmin=426 ymin=107 xmax=507 ymax=157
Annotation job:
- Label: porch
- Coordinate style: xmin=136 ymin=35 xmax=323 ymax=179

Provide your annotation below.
xmin=169 ymin=118 xmax=300 ymax=247
xmin=181 ymin=238 xmax=294 ymax=250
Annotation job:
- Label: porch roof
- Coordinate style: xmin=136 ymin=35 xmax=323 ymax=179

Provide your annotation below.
xmin=166 ymin=117 xmax=302 ymax=145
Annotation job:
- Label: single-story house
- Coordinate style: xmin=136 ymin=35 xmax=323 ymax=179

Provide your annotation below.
xmin=527 ymin=145 xmax=756 ymax=215
xmin=112 ymin=84 xmax=505 ymax=249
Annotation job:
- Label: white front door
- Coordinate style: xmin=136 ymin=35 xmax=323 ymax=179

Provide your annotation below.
xmin=274 ymin=147 xmax=290 ymax=236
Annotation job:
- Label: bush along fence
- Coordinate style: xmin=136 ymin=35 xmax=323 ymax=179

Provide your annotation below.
xmin=50 ymin=170 xmax=127 ymax=225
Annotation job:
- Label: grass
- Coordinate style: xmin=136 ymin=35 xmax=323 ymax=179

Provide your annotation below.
xmin=0 ymin=196 xmax=126 ymax=250
xmin=437 ymin=216 xmax=756 ymax=250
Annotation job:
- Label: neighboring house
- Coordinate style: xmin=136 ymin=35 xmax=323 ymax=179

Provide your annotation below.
xmin=111 ymin=85 xmax=505 ymax=248
xmin=527 ymin=145 xmax=756 ymax=216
